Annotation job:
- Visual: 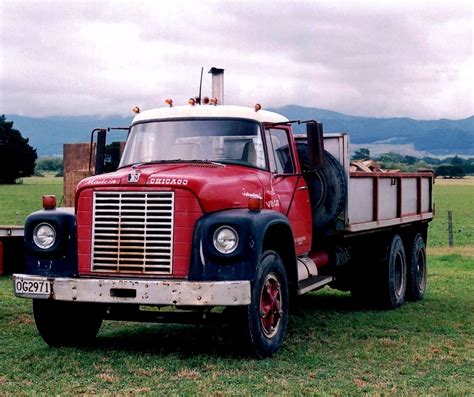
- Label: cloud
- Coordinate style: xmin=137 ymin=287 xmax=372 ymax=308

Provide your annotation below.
xmin=0 ymin=0 xmax=472 ymax=119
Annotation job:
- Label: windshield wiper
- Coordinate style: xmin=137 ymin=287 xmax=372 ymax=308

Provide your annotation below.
xmin=181 ymin=159 xmax=225 ymax=167
xmin=119 ymin=159 xmax=225 ymax=169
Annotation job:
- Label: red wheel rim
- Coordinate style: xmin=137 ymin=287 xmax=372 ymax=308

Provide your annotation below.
xmin=259 ymin=273 xmax=282 ymax=338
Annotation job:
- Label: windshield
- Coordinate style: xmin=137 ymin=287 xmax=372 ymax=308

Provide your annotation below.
xmin=119 ymin=119 xmax=266 ymax=169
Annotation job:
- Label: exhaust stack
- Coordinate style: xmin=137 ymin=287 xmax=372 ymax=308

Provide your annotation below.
xmin=208 ymin=67 xmax=224 ymax=105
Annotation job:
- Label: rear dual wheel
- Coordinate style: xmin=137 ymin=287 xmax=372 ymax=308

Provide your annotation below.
xmin=406 ymin=233 xmax=427 ymax=301
xmin=351 ymin=234 xmax=407 ymax=309
xmin=381 ymin=232 xmax=428 ymax=306
xmin=383 ymin=234 xmax=407 ymax=309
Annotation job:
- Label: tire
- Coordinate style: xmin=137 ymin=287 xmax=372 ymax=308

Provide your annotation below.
xmin=296 ymin=144 xmax=346 ymax=231
xmin=381 ymin=234 xmax=407 ymax=309
xmin=245 ymin=250 xmax=289 ymax=358
xmin=406 ymin=233 xmax=427 ymax=301
xmin=351 ymin=234 xmax=407 ymax=309
xmin=33 ymin=300 xmax=103 ymax=347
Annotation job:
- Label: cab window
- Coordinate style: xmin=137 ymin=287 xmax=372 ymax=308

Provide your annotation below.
xmin=265 ymin=128 xmax=295 ymax=174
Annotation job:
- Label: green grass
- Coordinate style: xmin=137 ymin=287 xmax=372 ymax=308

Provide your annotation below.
xmin=0 ymin=254 xmax=473 ymax=395
xmin=0 ymin=176 xmax=473 ymax=395
xmin=0 ymin=175 xmax=63 ymax=225
xmin=429 ymin=180 xmax=474 ymax=247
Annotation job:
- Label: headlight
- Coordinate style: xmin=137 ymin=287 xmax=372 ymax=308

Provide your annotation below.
xmin=33 ymin=223 xmax=56 ymax=249
xmin=213 ymin=226 xmax=239 ymax=254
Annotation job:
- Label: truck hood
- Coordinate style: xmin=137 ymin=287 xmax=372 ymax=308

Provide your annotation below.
xmin=76 ymin=162 xmax=266 ymax=213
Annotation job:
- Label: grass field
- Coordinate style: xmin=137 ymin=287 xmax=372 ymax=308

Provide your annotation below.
xmin=0 ymin=254 xmax=472 ymax=395
xmin=0 ymin=177 xmax=473 ymax=395
xmin=430 ymin=177 xmax=474 ymax=247
xmin=0 ymin=174 xmax=63 ymax=225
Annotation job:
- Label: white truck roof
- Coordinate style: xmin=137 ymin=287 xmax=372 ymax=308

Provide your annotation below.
xmin=132 ymin=105 xmax=289 ymax=124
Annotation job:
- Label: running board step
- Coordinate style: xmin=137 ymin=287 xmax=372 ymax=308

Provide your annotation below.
xmin=297 ymin=275 xmax=333 ymax=295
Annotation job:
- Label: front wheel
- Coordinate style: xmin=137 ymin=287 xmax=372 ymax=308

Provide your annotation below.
xmin=245 ymin=250 xmax=289 ymax=358
xmin=33 ymin=300 xmax=103 ymax=347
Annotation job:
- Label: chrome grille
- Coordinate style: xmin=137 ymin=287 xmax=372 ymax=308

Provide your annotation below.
xmin=92 ymin=191 xmax=174 ymax=274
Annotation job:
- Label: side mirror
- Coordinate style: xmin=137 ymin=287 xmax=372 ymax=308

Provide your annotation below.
xmin=88 ymin=128 xmax=107 ymax=175
xmin=89 ymin=127 xmax=129 ymax=175
xmin=306 ymin=121 xmax=324 ymax=167
xmin=95 ymin=129 xmax=107 ymax=175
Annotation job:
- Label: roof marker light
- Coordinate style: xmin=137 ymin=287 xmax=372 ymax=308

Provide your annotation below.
xmin=165 ymin=98 xmax=173 ymax=107
xmin=255 ymin=103 xmax=262 ymax=112
xmin=203 ymin=96 xmax=210 ymax=105
xmin=132 ymin=106 xmax=140 ymax=114
xmin=209 ymin=97 xmax=218 ymax=106
xmin=188 ymin=97 xmax=196 ymax=106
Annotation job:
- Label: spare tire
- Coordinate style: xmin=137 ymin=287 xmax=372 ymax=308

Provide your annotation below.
xmin=296 ymin=142 xmax=346 ymax=231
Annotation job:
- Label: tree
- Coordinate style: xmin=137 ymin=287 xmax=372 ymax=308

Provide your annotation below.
xmin=435 ymin=164 xmax=465 ymax=178
xmin=353 ymin=148 xmax=370 ymax=160
xmin=36 ymin=157 xmax=64 ymax=173
xmin=0 ymin=115 xmax=37 ymax=183
xmin=404 ymin=155 xmax=417 ymax=165
xmin=422 ymin=156 xmax=441 ymax=165
xmin=450 ymin=155 xmax=463 ymax=166
xmin=378 ymin=152 xmax=405 ymax=163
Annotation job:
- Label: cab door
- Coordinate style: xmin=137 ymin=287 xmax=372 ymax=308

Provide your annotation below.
xmin=264 ymin=126 xmax=312 ymax=254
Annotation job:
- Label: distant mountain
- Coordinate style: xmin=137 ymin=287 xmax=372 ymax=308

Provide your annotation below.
xmin=6 ymin=115 xmax=132 ymax=156
xmin=6 ymin=106 xmax=474 ymax=156
xmin=271 ymin=105 xmax=474 ymax=156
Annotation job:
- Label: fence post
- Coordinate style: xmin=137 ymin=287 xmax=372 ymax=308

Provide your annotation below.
xmin=448 ymin=210 xmax=454 ymax=247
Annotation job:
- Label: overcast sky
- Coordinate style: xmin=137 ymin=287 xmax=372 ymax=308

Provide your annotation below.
xmin=1 ymin=0 xmax=473 ymax=120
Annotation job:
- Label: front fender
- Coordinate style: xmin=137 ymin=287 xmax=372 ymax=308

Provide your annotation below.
xmin=24 ymin=208 xmax=78 ymax=277
xmin=188 ymin=209 xmax=292 ymax=282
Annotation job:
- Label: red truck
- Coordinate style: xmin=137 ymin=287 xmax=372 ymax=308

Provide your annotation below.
xmin=13 ymin=83 xmax=434 ymax=357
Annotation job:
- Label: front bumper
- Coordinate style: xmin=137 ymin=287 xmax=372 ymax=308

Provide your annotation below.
xmin=13 ymin=274 xmax=251 ymax=306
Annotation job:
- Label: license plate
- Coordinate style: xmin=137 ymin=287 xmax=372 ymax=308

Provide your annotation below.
xmin=15 ymin=279 xmax=52 ymax=295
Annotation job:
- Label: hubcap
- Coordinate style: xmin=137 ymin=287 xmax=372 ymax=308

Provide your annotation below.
xmin=259 ymin=273 xmax=282 ymax=338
